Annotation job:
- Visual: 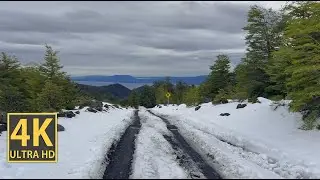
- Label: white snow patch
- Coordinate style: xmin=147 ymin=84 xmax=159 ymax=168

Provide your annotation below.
xmin=130 ymin=110 xmax=188 ymax=179
xmin=152 ymin=97 xmax=320 ymax=178
xmin=0 ymin=106 xmax=134 ymax=179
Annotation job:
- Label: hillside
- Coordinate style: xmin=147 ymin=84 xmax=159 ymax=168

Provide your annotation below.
xmin=104 ymin=84 xmax=132 ymax=99
xmin=76 ymin=83 xmax=131 ymax=102
xmin=151 ymin=98 xmax=320 ymax=178
xmin=2 ymin=98 xmax=319 ymax=179
xmin=72 ymin=75 xmax=207 ymax=85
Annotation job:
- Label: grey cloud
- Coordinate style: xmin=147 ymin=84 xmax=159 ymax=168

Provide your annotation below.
xmin=0 ymin=1 xmax=283 ymax=76
xmin=126 ymin=30 xmax=245 ymax=51
xmin=0 ymin=2 xmax=249 ymax=34
xmin=0 ymin=32 xmax=81 ymax=46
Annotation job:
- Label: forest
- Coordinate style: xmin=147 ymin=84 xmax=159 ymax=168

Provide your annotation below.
xmin=126 ymin=2 xmax=320 ymax=129
xmin=0 ymin=2 xmax=319 ymax=129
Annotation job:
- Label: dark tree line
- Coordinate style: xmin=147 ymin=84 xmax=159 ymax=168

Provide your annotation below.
xmin=0 ymin=2 xmax=318 ymax=129
xmin=127 ymin=2 xmax=320 ymax=130
xmin=0 ymin=45 xmax=88 ymax=113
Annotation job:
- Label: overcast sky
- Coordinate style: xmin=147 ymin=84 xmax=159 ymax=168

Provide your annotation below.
xmin=0 ymin=1 xmax=285 ymax=76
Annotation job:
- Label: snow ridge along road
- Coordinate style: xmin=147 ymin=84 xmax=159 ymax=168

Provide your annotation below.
xmin=147 ymin=110 xmax=221 ymax=179
xmin=103 ymin=110 xmax=141 ymax=179
xmin=150 ymin=106 xmax=320 ymax=179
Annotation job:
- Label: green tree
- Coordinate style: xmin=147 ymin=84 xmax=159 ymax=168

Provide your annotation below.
xmin=244 ymin=5 xmax=283 ymax=65
xmin=0 ymin=86 xmax=28 ymax=112
xmin=233 ymin=63 xmax=250 ymax=101
xmin=278 ymin=1 xmax=320 ymax=129
xmin=164 ymin=77 xmax=174 ymax=95
xmin=266 ymin=46 xmax=293 ymax=100
xmin=0 ymin=45 xmax=85 ymax=113
xmin=213 ymin=85 xmax=234 ymax=104
xmin=139 ymin=85 xmax=156 ymax=108
xmin=205 ymin=54 xmax=232 ymax=100
xmin=36 ymin=80 xmax=65 ymax=112
xmin=183 ymin=86 xmax=201 ymax=106
xmin=174 ymin=81 xmax=188 ymax=104
xmin=59 ymin=76 xmax=79 ymax=109
xmin=153 ymin=79 xmax=174 ymax=104
xmin=0 ymin=52 xmax=21 ymax=90
xmin=39 ymin=44 xmax=65 ymax=80
xmin=39 ymin=45 xmax=79 ymax=110
xmin=236 ymin=5 xmax=284 ymax=100
xmin=128 ymin=91 xmax=140 ymax=109
xmin=198 ymin=81 xmax=211 ymax=103
xmin=0 ymin=53 xmax=28 ymax=112
xmin=20 ymin=66 xmax=47 ymax=111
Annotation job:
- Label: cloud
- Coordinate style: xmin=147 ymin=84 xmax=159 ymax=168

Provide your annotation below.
xmin=0 ymin=1 xmax=285 ymax=76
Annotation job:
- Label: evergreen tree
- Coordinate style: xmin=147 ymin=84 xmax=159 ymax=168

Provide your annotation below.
xmin=128 ymin=91 xmax=140 ymax=109
xmin=266 ymin=46 xmax=293 ymax=100
xmin=174 ymin=81 xmax=188 ymax=105
xmin=233 ymin=63 xmax=250 ymax=101
xmin=205 ymin=54 xmax=232 ymax=100
xmin=0 ymin=52 xmax=21 ymax=89
xmin=20 ymin=66 xmax=46 ymax=111
xmin=139 ymin=85 xmax=156 ymax=108
xmin=164 ymin=77 xmax=174 ymax=93
xmin=59 ymin=76 xmax=79 ymax=109
xmin=265 ymin=5 xmax=291 ymax=100
xmin=0 ymin=53 xmax=28 ymax=112
xmin=0 ymin=45 xmax=85 ymax=113
xmin=278 ymin=1 xmax=320 ymax=129
xmin=183 ymin=86 xmax=201 ymax=106
xmin=244 ymin=5 xmax=283 ymax=65
xmin=237 ymin=5 xmax=284 ymax=100
xmin=39 ymin=44 xmax=65 ymax=79
xmin=36 ymin=80 xmax=65 ymax=112
xmin=39 ymin=45 xmax=79 ymax=110
xmin=153 ymin=81 xmax=167 ymax=104
xmin=198 ymin=81 xmax=211 ymax=103
xmin=153 ymin=79 xmax=174 ymax=104
xmin=0 ymin=86 xmax=27 ymax=112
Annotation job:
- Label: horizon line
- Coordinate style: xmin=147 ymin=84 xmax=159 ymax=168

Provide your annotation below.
xmin=71 ymin=74 xmax=208 ymax=78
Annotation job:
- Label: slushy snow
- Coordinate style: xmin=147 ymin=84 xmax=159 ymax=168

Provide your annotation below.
xmin=0 ymin=105 xmax=134 ymax=179
xmin=151 ymin=97 xmax=320 ymax=179
xmin=1 ymin=97 xmax=320 ymax=179
xmin=130 ymin=108 xmax=188 ymax=179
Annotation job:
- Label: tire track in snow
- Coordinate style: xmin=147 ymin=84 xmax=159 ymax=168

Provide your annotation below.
xmin=103 ymin=110 xmax=141 ymax=179
xmin=147 ymin=110 xmax=221 ymax=179
xmin=151 ymin=111 xmax=318 ymax=179
xmin=130 ymin=111 xmax=188 ymax=179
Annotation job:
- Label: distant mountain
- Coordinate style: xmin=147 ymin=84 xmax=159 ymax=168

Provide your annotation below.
xmin=103 ymin=84 xmax=131 ymax=99
xmin=131 ymin=85 xmax=149 ymax=93
xmin=74 ymin=81 xmax=150 ymax=90
xmin=76 ymin=83 xmax=131 ymax=102
xmin=72 ymin=75 xmax=138 ymax=83
xmin=72 ymin=75 xmax=207 ymax=85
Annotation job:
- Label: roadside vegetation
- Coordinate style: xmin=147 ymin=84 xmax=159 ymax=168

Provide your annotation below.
xmin=127 ymin=2 xmax=320 ymax=129
xmin=0 ymin=2 xmax=319 ymax=129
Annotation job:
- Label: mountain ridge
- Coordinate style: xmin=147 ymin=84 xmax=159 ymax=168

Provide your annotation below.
xmin=76 ymin=83 xmax=131 ymax=102
xmin=72 ymin=75 xmax=207 ymax=85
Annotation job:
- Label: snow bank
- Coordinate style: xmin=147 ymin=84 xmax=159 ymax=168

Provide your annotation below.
xmin=130 ymin=109 xmax=188 ymax=179
xmin=152 ymin=98 xmax=320 ymax=178
xmin=0 ymin=106 xmax=134 ymax=179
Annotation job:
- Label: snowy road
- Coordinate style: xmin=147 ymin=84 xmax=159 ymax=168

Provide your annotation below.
xmin=148 ymin=100 xmax=320 ymax=179
xmin=103 ymin=109 xmax=221 ymax=179
xmin=1 ymin=99 xmax=319 ymax=179
xmin=103 ymin=110 xmax=141 ymax=179
xmin=95 ymin=105 xmax=320 ymax=179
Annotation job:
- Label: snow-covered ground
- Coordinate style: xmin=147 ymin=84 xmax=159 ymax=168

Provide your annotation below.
xmin=151 ymin=98 xmax=320 ymax=179
xmin=130 ymin=109 xmax=188 ymax=179
xmin=0 ymin=104 xmax=134 ymax=179
xmin=1 ymin=98 xmax=319 ymax=179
